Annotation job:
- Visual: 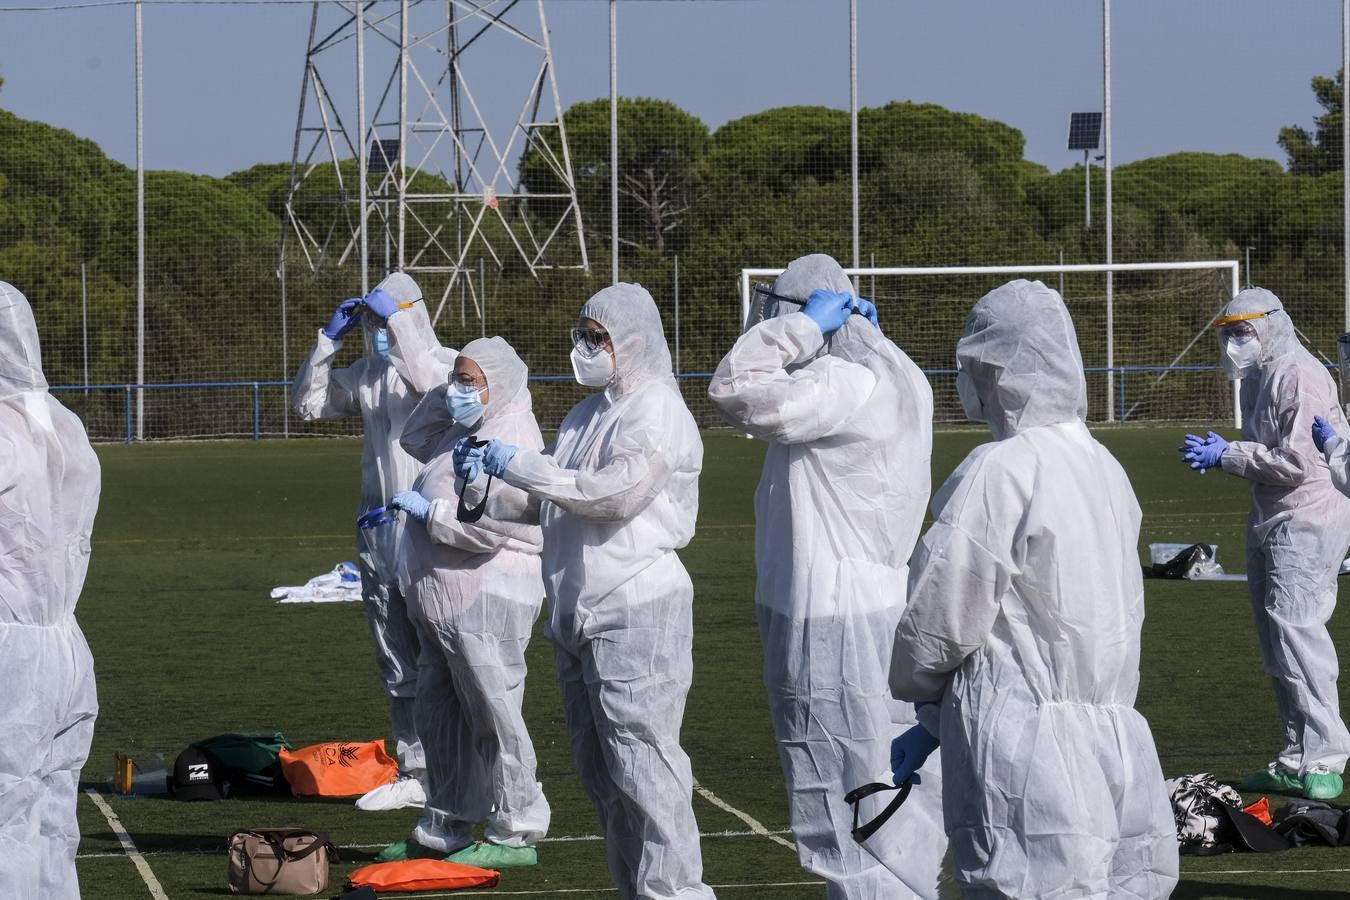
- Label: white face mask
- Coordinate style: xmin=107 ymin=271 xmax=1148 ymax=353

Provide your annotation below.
xmin=445 ymin=381 xmax=486 ymax=425
xmin=1222 ymin=335 xmax=1262 ymax=380
xmin=955 ymin=369 xmax=986 ymax=423
xmin=571 ymin=346 xmax=615 ymax=388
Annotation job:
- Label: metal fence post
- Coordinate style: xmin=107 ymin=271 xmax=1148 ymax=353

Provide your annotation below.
xmin=124 ymin=385 xmax=133 ymax=444
xmin=252 ymin=382 xmax=261 ymax=440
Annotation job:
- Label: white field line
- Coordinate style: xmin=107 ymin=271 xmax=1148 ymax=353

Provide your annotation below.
xmin=76 ymin=828 xmax=795 ymax=860
xmin=692 ymin=779 xmax=796 ymax=851
xmin=83 ymin=789 xmax=170 ymax=900
xmin=364 ymin=881 xmax=826 ymax=898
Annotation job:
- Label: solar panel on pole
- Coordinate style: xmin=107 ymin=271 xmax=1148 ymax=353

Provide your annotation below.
xmin=1067 ymin=112 xmax=1102 ymax=150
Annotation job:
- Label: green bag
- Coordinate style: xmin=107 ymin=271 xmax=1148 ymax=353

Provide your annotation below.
xmin=193 ymin=732 xmax=293 ymax=795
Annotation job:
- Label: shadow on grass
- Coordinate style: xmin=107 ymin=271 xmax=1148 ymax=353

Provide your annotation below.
xmin=1174 ymin=880 xmax=1349 ymax=899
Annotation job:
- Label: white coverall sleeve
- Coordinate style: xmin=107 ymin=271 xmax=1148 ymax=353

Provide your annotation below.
xmin=386 ymin=308 xmax=457 ymax=395
xmin=1223 ymin=368 xmax=1321 ymax=486
xmin=708 ymin=313 xmax=877 ymax=444
xmin=1325 ymin=435 xmax=1350 ymax=497
xmin=499 ymin=413 xmax=673 ymax=521
xmin=400 ymin=385 xmax=455 ymax=464
xmin=890 ymin=450 xmax=1025 ymax=703
xmin=292 ymin=330 xmax=362 ymax=421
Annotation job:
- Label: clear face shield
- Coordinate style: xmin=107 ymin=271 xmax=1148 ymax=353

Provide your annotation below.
xmin=360 ymin=297 xmax=422 ymax=359
xmin=745 ymin=284 xmax=807 ymax=331
xmin=1213 ymin=311 xmax=1271 ymax=379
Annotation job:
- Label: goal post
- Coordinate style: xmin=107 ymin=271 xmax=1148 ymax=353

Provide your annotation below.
xmin=739 ymin=261 xmax=1243 ymax=427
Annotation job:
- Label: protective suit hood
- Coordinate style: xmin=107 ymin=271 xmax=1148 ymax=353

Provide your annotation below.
xmin=578 ymin=283 xmax=673 ymax=397
xmin=1218 ymin=287 xmax=1298 ymax=368
xmin=957 ymin=279 xmax=1087 ymax=440
xmin=0 ymin=282 xmax=48 ymax=398
xmin=365 ymin=272 xmax=429 ymax=357
xmin=771 ymin=253 xmax=853 ymax=306
xmin=458 ymin=336 xmax=531 ymax=423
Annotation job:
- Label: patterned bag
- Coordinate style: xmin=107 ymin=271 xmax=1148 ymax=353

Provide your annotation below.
xmin=1166 ymin=772 xmax=1288 ymax=854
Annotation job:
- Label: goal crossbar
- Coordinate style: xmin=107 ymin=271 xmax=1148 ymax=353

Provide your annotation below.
xmin=739 ymin=261 xmax=1243 ymax=426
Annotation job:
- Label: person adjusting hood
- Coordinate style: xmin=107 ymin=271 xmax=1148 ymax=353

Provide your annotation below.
xmin=375 ymin=336 xmax=550 ymax=870
xmin=1181 ymin=287 xmax=1350 ymax=800
xmin=293 ymin=271 xmax=453 ymax=811
xmin=0 ymin=281 xmax=101 ymax=899
xmin=708 ymin=253 xmax=945 ymax=900
xmin=892 ymin=280 xmax=1178 ymax=898
xmin=454 ymin=283 xmax=714 ymax=900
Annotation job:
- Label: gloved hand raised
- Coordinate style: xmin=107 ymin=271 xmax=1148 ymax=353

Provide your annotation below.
xmin=453 ymin=436 xmax=485 ymax=483
xmin=482 ymin=440 xmax=519 ymax=477
xmin=891 ymin=723 xmax=939 ymax=786
xmin=854 ymin=297 xmax=880 ymax=328
xmin=1313 ymin=415 xmax=1339 ymax=453
xmin=322 ymin=298 xmax=364 ymax=340
xmin=362 ymin=287 xmax=400 ymax=323
xmin=801 ymin=289 xmax=856 ymax=336
xmin=1180 ymin=431 xmax=1229 ymax=475
xmin=390 ymin=490 xmax=431 ymax=521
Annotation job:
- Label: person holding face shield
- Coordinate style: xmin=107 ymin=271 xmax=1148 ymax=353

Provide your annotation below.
xmin=293 ymin=272 xmax=448 ymax=812
xmin=709 ymin=254 xmax=943 ymax=900
xmin=373 ymin=337 xmax=550 ymax=869
xmin=1180 ymin=287 xmax=1350 ymax=800
xmin=892 ymin=279 xmax=1177 ymax=898
xmin=454 ymin=283 xmax=713 ymax=900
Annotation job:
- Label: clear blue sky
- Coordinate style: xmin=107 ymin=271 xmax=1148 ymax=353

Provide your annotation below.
xmin=0 ymin=0 xmax=1341 ymax=177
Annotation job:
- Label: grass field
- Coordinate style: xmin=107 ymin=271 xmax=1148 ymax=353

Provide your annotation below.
xmin=71 ymin=427 xmax=1350 ymax=899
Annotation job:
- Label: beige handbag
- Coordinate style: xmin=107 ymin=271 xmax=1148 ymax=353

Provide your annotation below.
xmin=227 ymin=828 xmax=336 ymax=895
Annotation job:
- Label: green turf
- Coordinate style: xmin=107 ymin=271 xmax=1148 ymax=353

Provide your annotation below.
xmin=72 ymin=427 xmax=1350 ymax=898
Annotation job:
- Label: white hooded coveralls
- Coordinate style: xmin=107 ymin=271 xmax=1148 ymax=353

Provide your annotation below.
xmin=396 ymin=336 xmax=550 ymax=851
xmin=1219 ymin=288 xmax=1350 ymax=776
xmin=0 ymin=282 xmax=100 ymax=900
xmin=496 ymin=283 xmax=715 ymax=900
xmin=292 ymin=273 xmax=449 ymax=777
xmin=890 ymin=280 xmax=1178 ymax=899
xmin=708 ymin=254 xmax=946 ymax=900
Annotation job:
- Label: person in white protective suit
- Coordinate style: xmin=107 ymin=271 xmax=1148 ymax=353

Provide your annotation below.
xmin=293 ymin=272 xmax=454 ymax=811
xmin=1181 ymin=287 xmax=1350 ymax=801
xmin=453 ymin=283 xmax=715 ymax=900
xmin=371 ymin=336 xmax=549 ymax=869
xmin=706 ymin=253 xmax=946 ymax=900
xmin=890 ymin=280 xmax=1179 ymax=899
xmin=0 ymin=281 xmax=100 ymax=900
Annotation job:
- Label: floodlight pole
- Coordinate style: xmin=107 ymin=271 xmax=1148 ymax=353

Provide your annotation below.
xmin=356 ymin=0 xmax=369 ymax=294
xmin=1343 ymin=0 xmax=1349 ymax=331
xmin=1103 ymin=0 xmax=1115 ymax=422
xmin=398 ymin=0 xmax=408 ymax=271
xmin=134 ymin=0 xmax=144 ymax=441
xmin=849 ymin=0 xmax=860 ymax=280
xmin=1083 ymin=149 xmax=1091 ymax=229
xmin=609 ymin=0 xmax=619 ymax=285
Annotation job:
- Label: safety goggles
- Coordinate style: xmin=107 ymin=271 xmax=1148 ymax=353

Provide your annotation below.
xmin=570 ymin=326 xmax=612 ymax=359
xmin=844 ymin=779 xmax=915 ymax=843
xmin=745 ymin=284 xmax=807 ymax=329
xmin=456 ymin=439 xmax=494 ymax=524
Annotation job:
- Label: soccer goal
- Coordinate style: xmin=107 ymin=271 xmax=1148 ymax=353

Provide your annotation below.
xmin=739 ymin=261 xmax=1243 ymax=427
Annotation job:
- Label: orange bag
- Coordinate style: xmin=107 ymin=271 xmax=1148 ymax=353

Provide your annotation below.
xmin=1243 ymin=795 xmax=1273 ymax=826
xmin=345 ymin=859 xmax=500 ymax=892
xmin=277 ymin=741 xmax=397 ymax=798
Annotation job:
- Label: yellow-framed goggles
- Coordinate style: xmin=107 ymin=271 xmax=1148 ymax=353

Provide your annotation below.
xmin=1213 ymin=309 xmax=1276 ymax=328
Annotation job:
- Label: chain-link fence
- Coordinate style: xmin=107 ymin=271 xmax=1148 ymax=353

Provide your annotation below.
xmin=1 ymin=1 xmax=1346 ymax=439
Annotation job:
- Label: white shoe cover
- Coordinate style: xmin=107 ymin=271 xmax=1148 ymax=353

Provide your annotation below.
xmin=356 ymin=775 xmax=426 ymax=811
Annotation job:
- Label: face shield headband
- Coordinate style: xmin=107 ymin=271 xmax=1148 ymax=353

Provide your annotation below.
xmin=745 ymin=284 xmax=807 ymax=329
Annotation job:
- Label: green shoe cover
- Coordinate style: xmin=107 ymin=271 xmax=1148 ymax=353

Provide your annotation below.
xmin=1237 ymin=764 xmax=1303 ymax=794
xmin=1303 ymin=769 xmax=1344 ymax=800
xmin=376 ymin=837 xmax=443 ymax=862
xmin=445 ymin=841 xmax=538 ymax=868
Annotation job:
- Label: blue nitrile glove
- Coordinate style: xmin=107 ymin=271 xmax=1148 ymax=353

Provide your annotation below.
xmin=855 ymin=297 xmax=880 ymax=328
xmin=390 ymin=490 xmax=431 ymax=521
xmin=891 ymin=723 xmax=939 ymax=786
xmin=322 ymin=298 xmax=364 ymax=340
xmin=363 ymin=287 xmax=399 ymax=323
xmin=1314 ymin=415 xmax=1338 ymax=453
xmin=801 ymin=289 xmax=855 ymax=336
xmin=1181 ymin=431 xmax=1229 ymax=475
xmin=453 ymin=436 xmax=485 ymax=483
xmin=482 ymin=440 xmax=519 ymax=477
